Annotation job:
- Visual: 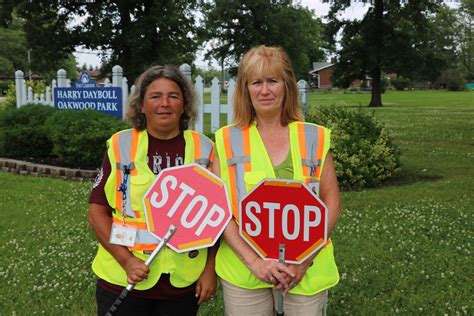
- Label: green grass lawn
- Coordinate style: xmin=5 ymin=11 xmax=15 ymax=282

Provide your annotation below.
xmin=0 ymin=90 xmax=472 ymax=315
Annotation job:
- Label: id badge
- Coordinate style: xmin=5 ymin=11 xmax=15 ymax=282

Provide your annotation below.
xmin=109 ymin=223 xmax=137 ymax=247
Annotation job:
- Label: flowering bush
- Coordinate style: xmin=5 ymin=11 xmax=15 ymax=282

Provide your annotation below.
xmin=305 ymin=106 xmax=400 ymax=190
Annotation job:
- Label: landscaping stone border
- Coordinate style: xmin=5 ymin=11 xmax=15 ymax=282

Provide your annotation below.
xmin=0 ymin=158 xmax=99 ymax=181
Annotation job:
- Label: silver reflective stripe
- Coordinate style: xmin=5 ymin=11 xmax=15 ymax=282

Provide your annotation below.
xmin=227 ymin=126 xmax=248 ymax=202
xmin=136 ymin=228 xmax=160 ymax=244
xmin=228 ymin=156 xmax=251 ymax=165
xmin=195 ymin=158 xmax=210 ymax=166
xmin=303 ymin=124 xmax=322 ymax=176
xmin=117 ymin=130 xmax=136 ymax=218
xmin=195 ymin=133 xmax=213 ymax=168
xmin=301 ymin=158 xmax=321 ymax=167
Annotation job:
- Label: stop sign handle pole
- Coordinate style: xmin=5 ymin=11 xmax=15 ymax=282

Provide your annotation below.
xmin=105 ymin=224 xmax=177 ymax=316
xmin=276 ymin=243 xmax=286 ymax=316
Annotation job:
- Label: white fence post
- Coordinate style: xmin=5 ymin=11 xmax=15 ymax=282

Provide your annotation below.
xmin=122 ymin=77 xmax=128 ymax=118
xmin=112 ymin=65 xmax=123 ymax=87
xmin=179 ymin=63 xmax=192 ymax=83
xmin=112 ymin=65 xmax=125 ymax=118
xmin=45 ymin=86 xmax=52 ymax=106
xmin=57 ymin=69 xmax=67 ymax=88
xmin=194 ymin=75 xmax=204 ymax=134
xmin=210 ymin=77 xmax=221 ymax=133
xmin=15 ymin=70 xmax=24 ymax=108
xmin=298 ymin=80 xmax=309 ymax=114
xmin=227 ymin=79 xmax=235 ymax=125
xmin=27 ymin=86 xmax=33 ymax=104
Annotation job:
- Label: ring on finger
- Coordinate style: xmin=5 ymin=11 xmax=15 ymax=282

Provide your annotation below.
xmin=269 ymin=276 xmax=275 ymax=283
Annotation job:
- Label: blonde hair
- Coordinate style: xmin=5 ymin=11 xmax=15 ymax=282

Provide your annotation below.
xmin=233 ymin=45 xmax=303 ymax=127
xmin=126 ymin=65 xmax=197 ymax=130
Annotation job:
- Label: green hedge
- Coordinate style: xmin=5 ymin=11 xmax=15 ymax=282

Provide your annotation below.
xmin=0 ymin=104 xmax=55 ymax=159
xmin=305 ymin=106 xmax=401 ymax=190
xmin=0 ymin=104 xmax=129 ymax=169
xmin=44 ymin=110 xmax=129 ymax=169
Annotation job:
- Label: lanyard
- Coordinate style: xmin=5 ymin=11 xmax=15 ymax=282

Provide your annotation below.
xmin=117 ymin=164 xmax=131 ymax=224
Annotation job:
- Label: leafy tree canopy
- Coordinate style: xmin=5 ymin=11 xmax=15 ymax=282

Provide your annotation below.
xmin=3 ymin=1 xmax=202 ymax=83
xmin=200 ymin=0 xmax=327 ymax=79
xmin=324 ymin=0 xmax=462 ymax=106
xmin=456 ymin=0 xmax=474 ymax=81
xmin=73 ymin=0 xmax=201 ymax=83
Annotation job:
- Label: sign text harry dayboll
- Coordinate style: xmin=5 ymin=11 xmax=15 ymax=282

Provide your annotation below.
xmin=54 ymin=87 xmax=123 ymax=118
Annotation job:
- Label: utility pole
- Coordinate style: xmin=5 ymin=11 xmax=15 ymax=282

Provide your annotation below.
xmin=27 ymin=50 xmax=32 ymax=80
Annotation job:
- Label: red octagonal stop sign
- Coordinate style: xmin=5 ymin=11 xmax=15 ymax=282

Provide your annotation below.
xmin=239 ymin=179 xmax=328 ymax=264
xmin=143 ymin=164 xmax=231 ymax=253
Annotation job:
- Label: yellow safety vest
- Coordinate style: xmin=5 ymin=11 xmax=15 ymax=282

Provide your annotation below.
xmin=215 ymin=121 xmax=339 ymax=295
xmin=92 ymin=128 xmax=214 ymax=290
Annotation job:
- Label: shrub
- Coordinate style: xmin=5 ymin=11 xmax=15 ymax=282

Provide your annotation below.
xmin=390 ymin=76 xmax=412 ymax=91
xmin=0 ymin=83 xmax=17 ymax=111
xmin=444 ymin=69 xmax=467 ymax=91
xmin=0 ymin=80 xmax=13 ymax=96
xmin=305 ymin=106 xmax=400 ymax=190
xmin=45 ymin=110 xmax=129 ymax=169
xmin=0 ymin=104 xmax=55 ymax=159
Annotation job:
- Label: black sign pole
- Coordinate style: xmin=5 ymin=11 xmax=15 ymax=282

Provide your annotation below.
xmin=276 ymin=244 xmax=286 ymax=316
xmin=105 ymin=224 xmax=177 ymax=316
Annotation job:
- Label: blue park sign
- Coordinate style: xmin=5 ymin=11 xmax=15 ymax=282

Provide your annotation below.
xmin=54 ymin=87 xmax=123 ymax=118
xmin=75 ymin=71 xmax=96 ymax=88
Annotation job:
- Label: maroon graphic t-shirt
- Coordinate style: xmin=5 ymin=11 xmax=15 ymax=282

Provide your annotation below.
xmin=89 ymin=131 xmax=196 ymax=299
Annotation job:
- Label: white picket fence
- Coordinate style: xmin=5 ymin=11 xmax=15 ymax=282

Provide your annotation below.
xmin=14 ymin=64 xmax=310 ymax=133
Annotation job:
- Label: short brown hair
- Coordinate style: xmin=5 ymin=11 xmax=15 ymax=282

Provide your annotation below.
xmin=126 ymin=65 xmax=197 ymax=130
xmin=233 ymin=45 xmax=303 ymax=127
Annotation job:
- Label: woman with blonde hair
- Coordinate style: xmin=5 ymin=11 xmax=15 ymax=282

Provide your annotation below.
xmin=213 ymin=45 xmax=341 ymax=315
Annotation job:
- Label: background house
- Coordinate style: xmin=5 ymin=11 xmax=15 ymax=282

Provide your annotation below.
xmin=309 ymin=61 xmax=335 ymax=89
xmin=309 ymin=59 xmax=371 ymax=90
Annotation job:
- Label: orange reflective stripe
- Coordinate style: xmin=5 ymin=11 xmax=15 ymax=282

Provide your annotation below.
xmin=130 ymin=243 xmax=157 ymax=251
xmin=208 ymin=146 xmax=215 ymax=171
xmin=242 ymin=127 xmax=251 ymax=172
xmin=192 ymin=131 xmax=201 ymax=161
xmin=222 ymin=128 xmax=239 ymax=217
xmin=112 ymin=133 xmax=123 ymax=213
xmin=130 ymin=129 xmax=139 ymax=176
xmin=223 ymin=128 xmax=233 ymax=161
xmin=314 ymin=128 xmax=325 ymax=178
xmin=113 ymin=217 xmax=147 ymax=229
xmin=297 ymin=123 xmax=310 ymax=181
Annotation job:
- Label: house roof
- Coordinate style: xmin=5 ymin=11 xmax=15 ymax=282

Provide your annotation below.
xmin=310 ymin=62 xmax=335 ymax=74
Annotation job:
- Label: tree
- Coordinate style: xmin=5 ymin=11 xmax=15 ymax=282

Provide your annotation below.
xmin=7 ymin=1 xmax=201 ymax=83
xmin=403 ymin=4 xmax=460 ymax=87
xmin=457 ymin=0 xmax=474 ymax=81
xmin=0 ymin=22 xmax=27 ymax=77
xmin=324 ymin=0 xmax=461 ymax=107
xmin=75 ymin=0 xmax=201 ymax=83
xmin=200 ymin=0 xmax=326 ymax=80
xmin=15 ymin=1 xmax=78 ymax=80
xmin=0 ymin=0 xmax=15 ymax=28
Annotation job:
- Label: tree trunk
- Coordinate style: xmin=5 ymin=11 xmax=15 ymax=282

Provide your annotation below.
xmin=369 ymin=66 xmax=383 ymax=107
xmin=368 ymin=0 xmax=384 ymax=107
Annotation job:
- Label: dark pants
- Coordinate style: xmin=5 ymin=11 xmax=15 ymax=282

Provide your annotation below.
xmin=96 ymin=284 xmax=199 ymax=316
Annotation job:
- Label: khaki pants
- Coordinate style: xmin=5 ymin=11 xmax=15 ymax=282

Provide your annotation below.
xmin=220 ymin=279 xmax=328 ymax=316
